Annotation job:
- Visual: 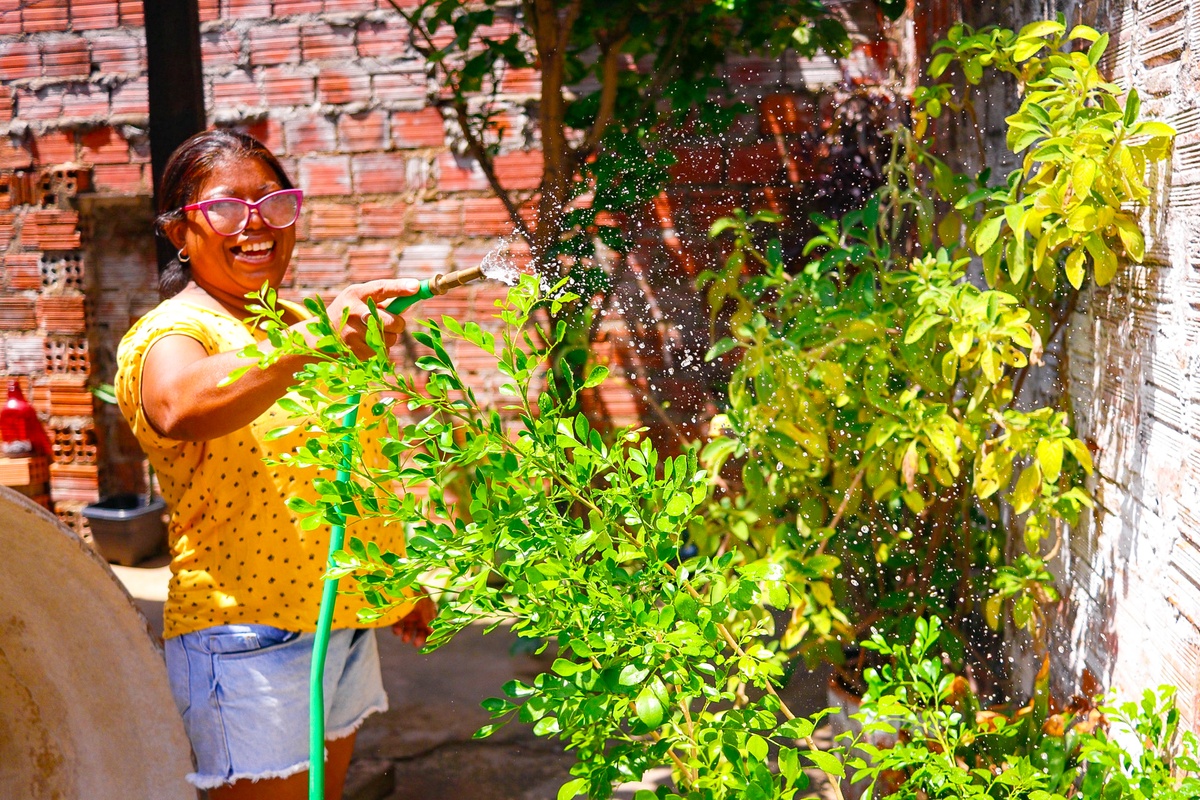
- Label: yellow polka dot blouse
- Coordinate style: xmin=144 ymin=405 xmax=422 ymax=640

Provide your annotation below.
xmin=115 ymin=298 xmax=415 ymax=639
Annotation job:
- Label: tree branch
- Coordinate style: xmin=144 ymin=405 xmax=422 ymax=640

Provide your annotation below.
xmin=449 ymin=99 xmax=534 ymax=244
xmin=575 ymin=31 xmax=630 ymax=160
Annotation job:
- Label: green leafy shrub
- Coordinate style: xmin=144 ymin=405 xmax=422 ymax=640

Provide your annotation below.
xmin=839 ymin=616 xmax=1200 ymax=799
xmin=694 ymin=18 xmax=1174 ymax=680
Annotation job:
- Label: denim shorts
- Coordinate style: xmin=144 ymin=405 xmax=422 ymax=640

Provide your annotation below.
xmin=164 ymin=624 xmax=388 ymax=790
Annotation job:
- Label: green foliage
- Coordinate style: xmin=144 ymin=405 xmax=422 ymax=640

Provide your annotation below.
xmin=917 ymin=17 xmax=1173 ymax=290
xmin=243 ymin=276 xmax=853 ymax=800
xmin=837 ymin=617 xmax=1200 ymax=799
xmin=696 ymin=20 xmax=1172 ymax=672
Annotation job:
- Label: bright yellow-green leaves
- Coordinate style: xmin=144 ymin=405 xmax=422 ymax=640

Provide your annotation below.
xmin=929 ymin=19 xmax=1175 ymax=290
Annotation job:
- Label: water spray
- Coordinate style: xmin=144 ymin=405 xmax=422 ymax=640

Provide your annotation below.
xmin=309 ymin=252 xmax=518 ymax=800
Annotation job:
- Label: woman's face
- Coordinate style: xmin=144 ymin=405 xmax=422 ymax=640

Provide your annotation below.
xmin=170 ymin=156 xmax=296 ymax=305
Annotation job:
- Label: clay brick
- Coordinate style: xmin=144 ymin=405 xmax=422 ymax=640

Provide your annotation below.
xmin=317 ymin=65 xmax=369 ymax=105
xmin=41 ymin=37 xmax=91 ymax=80
xmin=338 ymin=109 xmax=387 ymax=152
xmin=15 ymin=86 xmax=63 ymax=121
xmin=202 ymin=28 xmax=245 ymax=68
xmin=358 ymin=201 xmax=406 ymax=238
xmin=0 ymin=4 xmax=16 ymax=35
xmin=493 ymin=150 xmax=543 ymax=191
xmin=436 ymin=152 xmax=489 ymax=192
xmin=390 ymin=107 xmax=444 ymax=148
xmin=70 ymin=0 xmax=119 ymax=30
xmin=284 ymin=114 xmax=337 ymax=153
xmin=229 ymin=117 xmax=285 ymax=154
xmin=198 ymin=0 xmax=220 ymax=21
xmin=395 ymin=241 xmax=449 ymax=280
xmin=33 ymin=131 xmax=78 ymax=165
xmin=79 ymin=127 xmax=132 ymax=165
xmin=91 ymin=163 xmax=146 ymax=194
xmin=0 ymin=297 xmax=38 ymax=330
xmin=728 ymin=141 xmax=785 ymax=184
xmin=39 ymin=252 xmax=85 ymax=290
xmin=307 ymin=201 xmax=358 ymax=240
xmin=273 ymin=0 xmax=323 ymax=14
xmin=4 ymin=335 xmax=45 ymax=373
xmin=37 ymin=295 xmax=87 ymax=334
xmin=291 ymin=243 xmax=348 ymax=285
xmin=49 ymin=462 xmax=100 ymax=502
xmin=0 ymin=140 xmax=32 ymax=170
xmin=51 ymin=423 xmax=97 ymax=464
xmin=373 ymin=70 xmax=426 ymax=106
xmin=25 ymin=209 xmax=81 ymax=250
xmin=211 ymin=69 xmax=263 ymax=109
xmin=249 ymin=23 xmax=301 ymax=66
xmin=110 ymin=78 xmax=148 ymax=116
xmin=22 ymin=0 xmax=69 ymax=32
xmin=0 ymin=40 xmax=41 ymax=80
xmin=91 ymin=32 xmax=144 ymax=74
xmin=0 ymin=210 xmax=13 ymax=247
xmin=0 ymin=87 xmax=12 ymax=126
xmin=61 ymin=84 xmax=110 ymax=120
xmin=357 ymin=19 xmax=406 ymax=60
xmin=45 ymin=336 xmax=90 ymax=376
xmin=500 ymin=68 xmax=540 ymax=95
xmin=410 ymin=199 xmax=463 ymax=235
xmin=3 ymin=253 xmax=41 ymax=291
xmin=351 ymin=152 xmax=406 ymax=194
xmin=760 ymin=93 xmax=817 ymax=136
xmin=324 ymin=0 xmax=374 ymax=11
xmin=261 ymin=66 xmax=315 ymax=107
xmin=301 ymin=22 xmax=356 ymax=62
xmin=226 ymin=0 xmax=272 ymax=18
xmin=348 ymin=242 xmax=397 ymax=282
xmin=299 ymin=155 xmax=352 ymax=196
xmin=669 ymin=145 xmax=726 ymax=185
xmin=462 ymin=197 xmax=519 ymax=236
xmin=117 ymin=0 xmax=142 ymax=25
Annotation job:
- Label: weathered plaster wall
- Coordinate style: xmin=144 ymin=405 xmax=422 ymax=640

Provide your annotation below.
xmin=922 ymin=0 xmax=1200 ymax=723
xmin=1057 ymin=0 xmax=1200 ymax=727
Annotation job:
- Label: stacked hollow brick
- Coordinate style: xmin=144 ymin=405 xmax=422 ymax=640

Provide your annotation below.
xmin=0 ymin=0 xmax=150 ymax=534
xmin=1 ymin=0 xmax=891 ymax=513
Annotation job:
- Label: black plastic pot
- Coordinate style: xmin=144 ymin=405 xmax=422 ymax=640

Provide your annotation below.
xmin=82 ymin=494 xmax=167 ymax=567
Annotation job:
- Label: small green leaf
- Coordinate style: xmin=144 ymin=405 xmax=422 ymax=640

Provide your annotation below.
xmin=803 ymin=749 xmax=845 ymax=778
xmin=634 ymin=685 xmax=665 ymax=728
xmin=557 ymin=778 xmax=587 ymax=800
xmin=583 ymin=365 xmax=609 ymax=388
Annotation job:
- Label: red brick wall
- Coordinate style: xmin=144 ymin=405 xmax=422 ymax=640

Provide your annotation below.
xmin=0 ymin=0 xmax=895 ymax=533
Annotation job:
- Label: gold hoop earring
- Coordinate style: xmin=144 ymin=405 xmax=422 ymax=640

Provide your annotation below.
xmin=178 ymin=248 xmax=190 ymax=263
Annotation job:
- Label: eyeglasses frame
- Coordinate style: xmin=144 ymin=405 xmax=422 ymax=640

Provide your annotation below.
xmin=181 ymin=188 xmax=305 ymax=237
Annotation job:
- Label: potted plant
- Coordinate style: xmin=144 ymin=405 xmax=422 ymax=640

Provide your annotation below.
xmin=81 ymin=384 xmax=166 ymax=567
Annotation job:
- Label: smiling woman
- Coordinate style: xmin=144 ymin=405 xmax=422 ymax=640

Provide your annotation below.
xmin=112 ymin=130 xmax=437 ymax=800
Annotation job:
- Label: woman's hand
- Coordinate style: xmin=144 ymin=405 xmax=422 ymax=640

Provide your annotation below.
xmin=392 ymin=594 xmax=437 ymax=649
xmin=324 ymin=278 xmax=421 ymax=359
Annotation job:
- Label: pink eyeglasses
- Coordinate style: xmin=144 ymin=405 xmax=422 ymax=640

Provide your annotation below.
xmin=182 ymin=188 xmax=304 ymax=237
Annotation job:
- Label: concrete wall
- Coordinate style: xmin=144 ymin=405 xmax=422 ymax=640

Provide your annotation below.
xmin=1058 ymin=0 xmax=1200 ymax=727
xmin=919 ymin=0 xmax=1200 ymax=723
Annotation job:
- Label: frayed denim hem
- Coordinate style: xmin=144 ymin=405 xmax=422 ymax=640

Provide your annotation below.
xmin=327 ymin=701 xmax=388 ymax=741
xmin=186 ymin=758 xmax=310 ymax=790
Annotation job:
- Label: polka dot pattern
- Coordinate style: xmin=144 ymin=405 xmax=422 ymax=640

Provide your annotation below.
xmin=115 ymin=298 xmax=414 ymax=639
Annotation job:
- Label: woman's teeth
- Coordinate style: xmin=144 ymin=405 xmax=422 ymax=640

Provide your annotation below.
xmin=239 ymin=241 xmax=274 ymax=254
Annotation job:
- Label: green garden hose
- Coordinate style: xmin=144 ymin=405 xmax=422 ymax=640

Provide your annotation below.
xmin=308 ymin=267 xmax=484 ymax=800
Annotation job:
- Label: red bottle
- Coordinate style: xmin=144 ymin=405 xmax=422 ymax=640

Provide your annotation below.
xmin=1 ymin=382 xmax=52 ymax=457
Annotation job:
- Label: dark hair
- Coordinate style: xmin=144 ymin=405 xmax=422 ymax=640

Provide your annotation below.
xmin=155 ymin=129 xmax=295 ymax=298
